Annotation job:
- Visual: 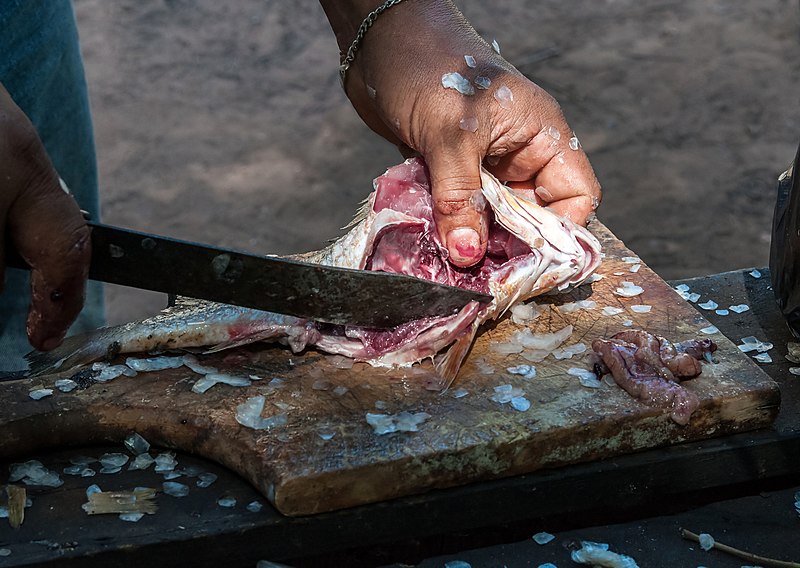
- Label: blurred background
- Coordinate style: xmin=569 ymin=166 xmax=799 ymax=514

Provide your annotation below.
xmin=72 ymin=0 xmax=800 ymax=325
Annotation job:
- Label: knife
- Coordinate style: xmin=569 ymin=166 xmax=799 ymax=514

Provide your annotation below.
xmin=6 ymin=222 xmax=492 ymax=328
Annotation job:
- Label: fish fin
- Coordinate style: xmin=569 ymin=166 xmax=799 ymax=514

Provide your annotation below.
xmin=341 ymin=195 xmax=373 ymax=231
xmin=25 ymin=329 xmax=118 ymax=377
xmin=434 ymin=322 xmax=480 ymax=391
xmin=203 ymin=328 xmax=284 ymax=354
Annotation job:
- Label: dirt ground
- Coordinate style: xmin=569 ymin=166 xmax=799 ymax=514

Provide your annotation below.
xmin=72 ymin=0 xmax=800 ymax=325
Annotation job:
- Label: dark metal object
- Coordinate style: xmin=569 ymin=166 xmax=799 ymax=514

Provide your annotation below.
xmin=6 ymin=222 xmax=491 ymax=328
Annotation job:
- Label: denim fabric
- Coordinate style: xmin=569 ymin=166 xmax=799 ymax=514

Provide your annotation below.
xmin=0 ymin=0 xmax=104 ymax=371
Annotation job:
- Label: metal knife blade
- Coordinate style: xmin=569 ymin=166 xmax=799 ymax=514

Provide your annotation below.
xmin=6 ymin=223 xmax=492 ymax=328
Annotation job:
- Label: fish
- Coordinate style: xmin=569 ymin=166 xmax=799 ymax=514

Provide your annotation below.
xmin=27 ymin=158 xmax=602 ymax=386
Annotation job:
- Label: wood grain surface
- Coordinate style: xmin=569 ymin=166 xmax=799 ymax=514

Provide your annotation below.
xmin=0 ymin=221 xmax=780 ymax=516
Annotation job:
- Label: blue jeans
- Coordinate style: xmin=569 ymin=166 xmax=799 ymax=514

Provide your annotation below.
xmin=0 ymin=0 xmax=104 ymax=371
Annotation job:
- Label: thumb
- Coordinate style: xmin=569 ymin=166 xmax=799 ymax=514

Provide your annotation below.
xmin=426 ymin=151 xmax=488 ymax=268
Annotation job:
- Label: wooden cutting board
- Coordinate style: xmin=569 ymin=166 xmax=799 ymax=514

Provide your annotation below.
xmin=0 ymin=220 xmax=780 ymax=516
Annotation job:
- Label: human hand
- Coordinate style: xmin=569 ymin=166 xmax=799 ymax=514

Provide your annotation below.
xmin=0 ymin=83 xmax=90 ymax=351
xmin=322 ymin=0 xmax=601 ymax=267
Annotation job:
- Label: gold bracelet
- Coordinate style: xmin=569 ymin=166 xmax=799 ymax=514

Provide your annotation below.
xmin=339 ymin=0 xmax=407 ymax=88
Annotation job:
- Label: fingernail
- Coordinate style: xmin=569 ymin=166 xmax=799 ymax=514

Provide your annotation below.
xmin=447 ymin=228 xmax=481 ymax=264
xmin=41 ymin=336 xmax=63 ymax=351
xmin=535 ymin=186 xmax=554 ymax=202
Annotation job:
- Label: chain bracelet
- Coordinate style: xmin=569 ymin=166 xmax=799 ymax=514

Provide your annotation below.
xmin=339 ymin=0 xmax=407 ymax=88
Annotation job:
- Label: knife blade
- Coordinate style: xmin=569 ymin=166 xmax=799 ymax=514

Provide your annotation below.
xmin=6 ymin=222 xmax=492 ymax=328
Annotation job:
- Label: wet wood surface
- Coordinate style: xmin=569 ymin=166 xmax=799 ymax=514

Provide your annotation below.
xmin=0 ymin=221 xmax=780 ymax=521
xmin=0 ymin=265 xmax=796 ymax=567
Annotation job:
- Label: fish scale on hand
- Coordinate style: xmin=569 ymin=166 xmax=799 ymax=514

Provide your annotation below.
xmin=27 ymin=158 xmax=602 ymax=386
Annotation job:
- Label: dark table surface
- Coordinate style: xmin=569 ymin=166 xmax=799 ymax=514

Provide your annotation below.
xmin=1 ymin=268 xmax=798 ymax=568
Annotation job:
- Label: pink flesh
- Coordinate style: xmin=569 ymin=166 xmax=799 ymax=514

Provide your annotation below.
xmin=319 ymin=159 xmax=535 ymax=359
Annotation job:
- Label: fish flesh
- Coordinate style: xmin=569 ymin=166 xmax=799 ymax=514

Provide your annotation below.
xmin=28 ymin=158 xmax=602 ymax=385
xmin=591 ymin=330 xmax=718 ymax=425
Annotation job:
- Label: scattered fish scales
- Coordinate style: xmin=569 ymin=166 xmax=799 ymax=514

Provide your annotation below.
xmin=196 ymin=472 xmax=218 ymax=488
xmin=687 ymin=293 xmax=701 ymax=302
xmin=162 ymin=482 xmax=190 ymax=498
xmin=86 ymin=484 xmax=102 ymax=498
xmin=790 ymin=367 xmax=800 ymax=376
xmin=510 ymin=396 xmax=531 ymax=411
xmin=753 ymin=353 xmax=773 ymax=363
xmin=63 ymin=465 xmax=85 ymax=476
xmin=622 ymin=257 xmax=640 ymax=264
xmin=749 ymin=269 xmax=762 ymax=278
xmin=558 ymin=299 xmax=597 ymax=313
xmin=532 ymin=531 xmax=555 ymax=545
xmin=458 ymin=117 xmax=479 ymax=133
xmin=192 ymin=373 xmax=251 ymax=394
xmin=579 ymin=376 xmax=603 ymax=389
xmin=622 ymin=319 xmax=634 ymax=327
xmin=246 ymin=501 xmax=263 ymax=513
xmin=119 ymin=512 xmax=144 ymax=522
xmin=729 ymin=304 xmax=750 ymax=314
xmin=129 ymin=453 xmax=155 ymax=471
xmin=510 ymin=303 xmax=544 ymax=324
xmin=464 ymin=54 xmax=477 ymax=67
xmin=675 ymin=284 xmax=690 ymax=292
xmin=236 ymin=396 xmax=288 ymax=430
xmin=124 ymin=432 xmax=151 ymax=456
xmin=494 ymin=85 xmax=514 ymax=110
xmin=441 ymin=72 xmax=474 ymax=95
xmin=491 ymin=38 xmax=501 ymax=53
xmin=181 ymin=354 xmax=217 ymax=375
xmin=100 ymin=453 xmax=129 ymax=469
xmin=374 ymin=400 xmax=387 ymax=410
xmin=0 ymin=549 xmax=9 ymax=557
xmin=571 ymin=541 xmax=639 ymax=568
xmin=568 ymin=367 xmax=598 ymax=381
xmin=81 ymin=468 xmax=96 ymax=477
xmin=451 ymin=388 xmax=469 ymax=399
xmin=126 ymin=356 xmax=184 ymax=372
xmin=615 ymin=281 xmax=643 ymax=297
xmin=475 ymin=360 xmax=495 ymax=374
xmin=538 ymin=564 xmax=557 ymax=568
xmin=507 ymin=364 xmax=536 ymax=378
xmin=162 ymin=471 xmax=182 ymax=480
xmin=333 ymin=385 xmax=349 ymax=396
xmin=715 ymin=309 xmax=729 ymax=316
xmin=154 ymin=452 xmax=178 ymax=472
xmin=474 ymin=76 xmax=491 ymax=89
xmin=629 ymin=264 xmax=641 ymax=273
xmin=698 ymin=533 xmax=715 ymax=551
xmin=552 ymin=343 xmax=587 ymax=360
xmin=218 ymin=496 xmax=237 ymax=508
xmin=490 ymin=342 xmax=524 ymax=354
xmin=700 ymin=326 xmax=719 ymax=335
xmin=366 ymin=411 xmax=431 ymax=435
xmin=29 ymin=389 xmax=52 ymax=400
xmin=787 ymin=342 xmax=800 ymax=362
xmin=602 ymin=306 xmax=624 ymax=316
xmin=698 ymin=300 xmax=719 ymax=310
xmin=55 ymin=378 xmax=78 ymax=392
xmin=95 ymin=364 xmax=135 ymax=383
xmin=100 ymin=466 xmax=123 ymax=475
xmin=630 ymin=305 xmax=651 ymax=313
xmin=445 ymin=561 xmax=472 ymax=568
xmin=9 ymin=461 xmax=63 ymax=487
xmin=317 ymin=429 xmax=336 ymax=441
xmin=328 ymin=355 xmax=354 ymax=369
xmin=568 ymin=136 xmax=581 ymax=151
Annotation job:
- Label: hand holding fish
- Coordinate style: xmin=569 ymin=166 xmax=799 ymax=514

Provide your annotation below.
xmin=321 ymin=0 xmax=602 ymax=267
xmin=0 ymin=83 xmax=90 ymax=351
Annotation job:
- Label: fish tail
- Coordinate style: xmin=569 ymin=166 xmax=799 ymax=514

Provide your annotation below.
xmin=25 ymin=327 xmax=122 ymax=377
